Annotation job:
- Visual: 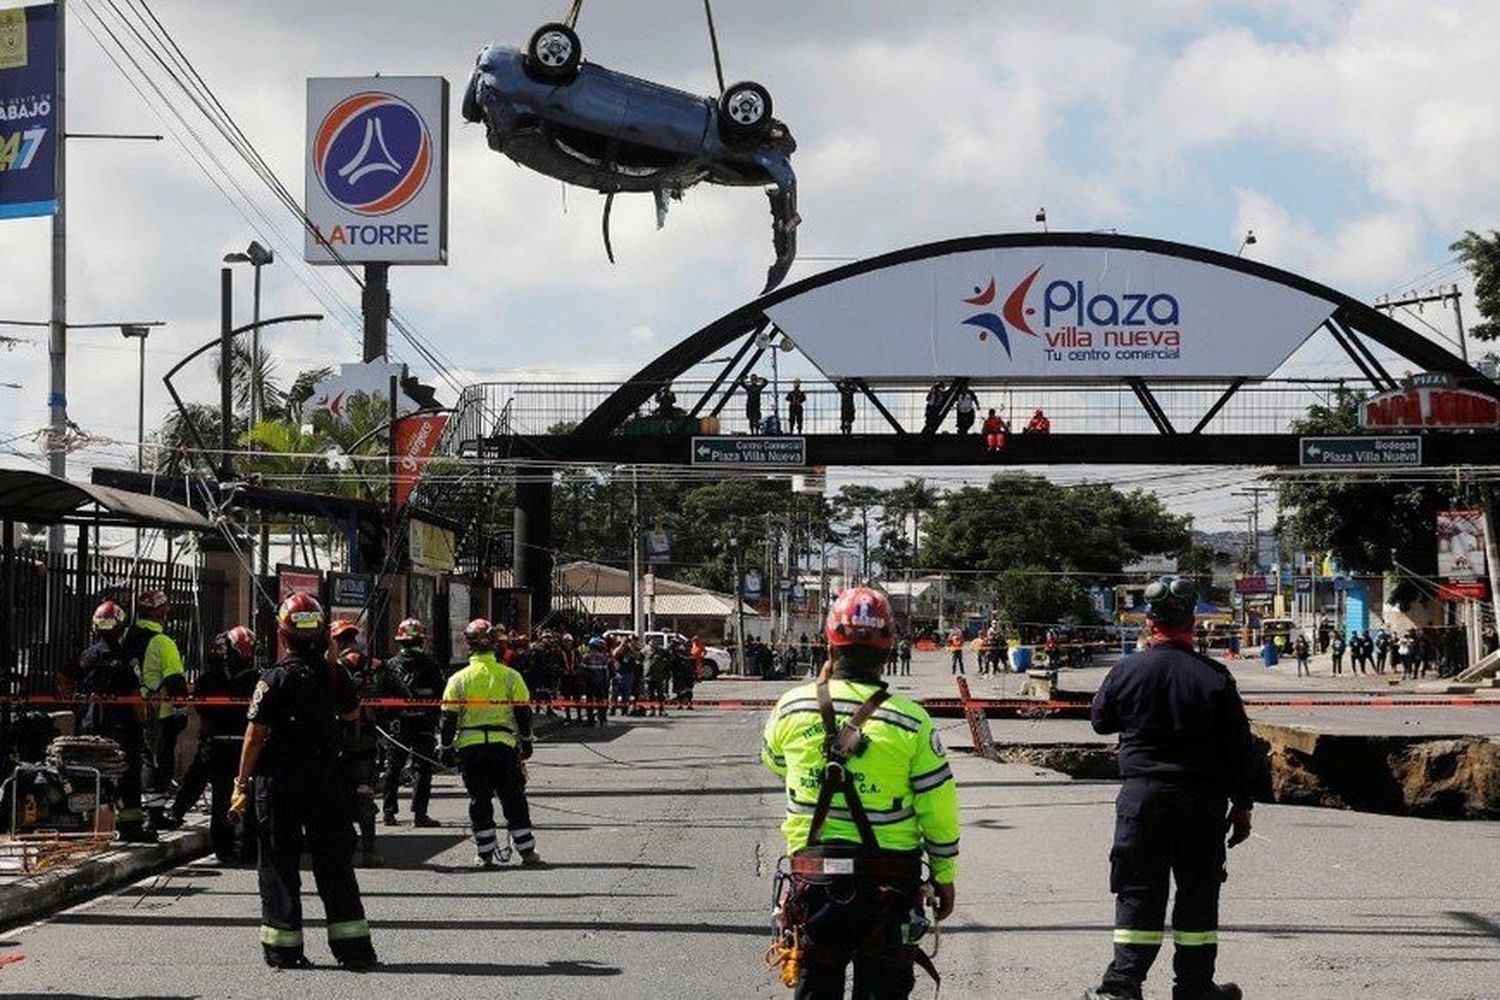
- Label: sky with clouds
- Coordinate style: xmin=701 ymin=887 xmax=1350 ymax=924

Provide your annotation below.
xmin=1 ymin=0 xmax=1495 ymax=531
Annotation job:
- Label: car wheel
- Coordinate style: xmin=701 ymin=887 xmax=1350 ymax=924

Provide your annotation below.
xmin=702 ymin=659 xmax=720 ymax=680
xmin=719 ymin=81 xmax=772 ymax=140
xmin=525 ymin=22 xmax=582 ymax=82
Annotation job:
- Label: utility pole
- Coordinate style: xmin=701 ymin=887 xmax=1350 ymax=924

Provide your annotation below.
xmin=219 ymin=268 xmax=234 ymax=480
xmin=1375 ymin=285 xmax=1470 ymax=364
xmin=630 ymin=466 xmax=643 ymax=635
xmin=46 ymin=0 xmax=67 ymax=552
xmin=363 ymin=263 xmax=390 ymax=362
xmin=730 ymin=527 xmax=746 ymax=674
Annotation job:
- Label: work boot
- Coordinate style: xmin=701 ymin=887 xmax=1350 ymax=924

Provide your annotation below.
xmin=412 ymin=814 xmax=442 ymax=828
xmin=475 ymin=850 xmax=498 ymax=869
xmin=520 ymin=849 xmax=545 ymax=867
xmin=382 ymin=812 xmax=398 ymax=827
xmin=1173 ymin=984 xmax=1242 ymax=1000
xmin=331 ymin=939 xmax=378 ymax=971
xmin=117 ymin=825 xmax=158 ymax=844
xmin=263 ymin=947 xmax=312 ymax=970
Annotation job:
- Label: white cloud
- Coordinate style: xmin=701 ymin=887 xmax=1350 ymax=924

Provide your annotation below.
xmin=1231 ymin=188 xmax=1427 ymax=289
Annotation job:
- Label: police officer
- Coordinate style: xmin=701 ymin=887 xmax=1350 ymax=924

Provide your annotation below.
xmin=439 ymin=619 xmax=541 ymax=868
xmin=61 ymin=601 xmax=153 ymax=843
xmin=331 ymin=620 xmax=407 ymax=866
xmin=1085 ymin=577 xmax=1255 ymax=1000
xmin=231 ymin=593 xmax=376 ymax=970
xmin=122 ymin=589 xmax=187 ymax=828
xmin=382 ymin=618 xmax=444 ymax=828
xmin=166 ymin=626 xmax=260 ymax=861
xmin=761 ymin=586 xmax=960 ymax=999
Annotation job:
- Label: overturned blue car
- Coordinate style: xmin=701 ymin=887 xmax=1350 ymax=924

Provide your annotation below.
xmin=461 ymin=21 xmax=799 ymax=291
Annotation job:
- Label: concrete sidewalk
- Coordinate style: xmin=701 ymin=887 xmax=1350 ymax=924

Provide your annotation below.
xmin=0 ymin=825 xmax=210 ymax=931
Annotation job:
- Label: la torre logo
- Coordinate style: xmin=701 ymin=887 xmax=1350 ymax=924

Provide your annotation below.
xmin=961 ymin=267 xmax=1183 ymax=363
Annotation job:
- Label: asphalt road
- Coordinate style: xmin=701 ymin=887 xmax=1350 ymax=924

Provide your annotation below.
xmin=3 ymin=664 xmax=1497 ymax=999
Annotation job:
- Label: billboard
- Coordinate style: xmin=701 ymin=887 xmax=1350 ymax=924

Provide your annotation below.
xmin=764 ymin=245 xmax=1339 ymax=381
xmin=305 ymin=76 xmax=448 ymax=264
xmin=1437 ymin=509 xmax=1487 ymax=581
xmin=0 ymin=4 xmax=57 ymax=220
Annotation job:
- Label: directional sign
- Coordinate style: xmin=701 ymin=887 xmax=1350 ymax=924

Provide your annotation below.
xmin=691 ymin=436 xmax=807 ymax=467
xmin=1299 ymin=436 xmax=1421 ymax=468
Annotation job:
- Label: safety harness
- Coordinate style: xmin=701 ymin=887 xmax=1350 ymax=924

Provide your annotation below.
xmin=767 ymin=679 xmax=940 ymax=992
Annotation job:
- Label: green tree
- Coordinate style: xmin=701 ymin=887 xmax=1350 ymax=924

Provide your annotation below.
xmin=875 ymin=478 xmax=940 ymax=574
xmin=986 ymin=565 xmax=1095 ymax=629
xmin=1451 ymin=230 xmax=1500 ymax=342
xmin=834 ymin=484 xmax=885 ymax=577
xmin=922 ymin=473 xmax=1190 ymax=581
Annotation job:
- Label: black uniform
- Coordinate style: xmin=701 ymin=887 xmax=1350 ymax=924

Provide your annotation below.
xmin=247 ymin=653 xmax=373 ymax=965
xmin=65 ymin=640 xmax=148 ymax=838
xmin=170 ymin=657 xmax=260 ymax=860
xmin=1090 ymin=639 xmax=1257 ymax=999
xmin=382 ymin=646 xmax=445 ymax=822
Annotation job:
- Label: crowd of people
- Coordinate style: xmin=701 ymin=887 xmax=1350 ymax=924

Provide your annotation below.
xmin=1290 ymin=621 xmax=1476 ymax=679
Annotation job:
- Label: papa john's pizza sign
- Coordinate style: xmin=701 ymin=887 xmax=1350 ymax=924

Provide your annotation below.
xmin=1360 ymin=379 xmax=1500 ymax=430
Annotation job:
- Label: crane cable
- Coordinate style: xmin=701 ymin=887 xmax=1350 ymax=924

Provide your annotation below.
xmin=703 ymin=0 xmax=727 ymax=94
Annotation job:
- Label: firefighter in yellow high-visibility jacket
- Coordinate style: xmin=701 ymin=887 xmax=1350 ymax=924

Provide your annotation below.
xmin=762 ymin=586 xmax=960 ymax=999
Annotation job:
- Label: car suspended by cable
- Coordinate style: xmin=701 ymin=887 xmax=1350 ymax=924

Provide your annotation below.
xmin=461 ymin=13 xmax=800 ymax=292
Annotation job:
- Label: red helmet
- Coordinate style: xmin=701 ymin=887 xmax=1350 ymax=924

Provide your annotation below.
xmin=137 ymin=589 xmax=170 ymax=616
xmin=277 ymin=593 xmax=327 ymax=645
xmin=464 ymin=618 xmax=496 ymax=650
xmin=224 ymin=625 xmax=256 ymax=661
xmin=92 ymin=600 xmax=128 ymax=634
xmin=329 ymin=619 xmax=360 ymax=643
xmin=825 ymin=586 xmax=895 ymax=650
xmin=394 ymin=618 xmax=426 ymax=644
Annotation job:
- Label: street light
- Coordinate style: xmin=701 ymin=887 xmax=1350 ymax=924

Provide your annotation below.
xmin=223 ymin=240 xmax=275 ymax=426
xmin=120 ymin=324 xmax=151 ymax=472
xmin=1237 ymin=229 xmax=1257 ymax=257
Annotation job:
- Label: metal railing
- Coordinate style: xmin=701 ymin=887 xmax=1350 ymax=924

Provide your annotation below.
xmin=1 ymin=550 xmax=227 ymax=698
xmin=456 ymin=378 xmax=1357 ymax=441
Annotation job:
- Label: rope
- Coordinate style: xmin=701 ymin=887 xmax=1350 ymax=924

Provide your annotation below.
xmin=564 ymin=0 xmax=584 ymax=29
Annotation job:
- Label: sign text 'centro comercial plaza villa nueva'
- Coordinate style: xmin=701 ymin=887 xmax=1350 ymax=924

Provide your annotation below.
xmin=763 ymin=245 xmax=1340 ymax=381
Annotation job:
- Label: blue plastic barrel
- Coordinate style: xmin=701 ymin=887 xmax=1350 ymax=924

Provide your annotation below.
xmin=1261 ymin=641 xmax=1279 ymax=667
xmin=1011 ymin=646 xmax=1033 ymax=673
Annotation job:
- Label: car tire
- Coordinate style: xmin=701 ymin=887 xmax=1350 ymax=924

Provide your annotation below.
xmin=525 ymin=22 xmax=582 ymax=82
xmin=719 ymin=81 xmax=773 ymax=140
xmin=702 ymin=659 xmax=720 ymax=681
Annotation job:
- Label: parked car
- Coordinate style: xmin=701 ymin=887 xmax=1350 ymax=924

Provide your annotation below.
xmin=602 ymin=629 xmax=729 ymax=680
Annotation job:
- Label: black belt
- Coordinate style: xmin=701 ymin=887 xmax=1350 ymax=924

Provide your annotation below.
xmin=790 ymin=850 xmax=921 ymax=883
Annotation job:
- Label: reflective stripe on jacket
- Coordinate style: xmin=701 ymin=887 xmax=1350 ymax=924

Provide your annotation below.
xmin=761 ymin=678 xmax=961 ymax=884
xmin=442 ymin=651 xmax=530 ymax=750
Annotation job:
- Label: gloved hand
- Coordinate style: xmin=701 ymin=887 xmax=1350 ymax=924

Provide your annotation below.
xmin=227 ymin=779 xmax=251 ymax=826
xmin=519 ymin=739 xmax=534 ymax=761
xmin=934 ymin=881 xmax=956 ymax=921
xmin=439 ymin=745 xmax=456 ymax=768
xmin=1226 ymin=805 xmax=1252 ymax=848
